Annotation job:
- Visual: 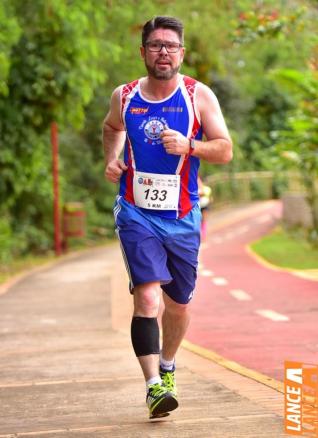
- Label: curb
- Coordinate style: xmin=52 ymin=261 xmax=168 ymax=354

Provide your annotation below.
xmin=182 ymin=339 xmax=284 ymax=393
xmin=245 ymin=244 xmax=318 ymax=282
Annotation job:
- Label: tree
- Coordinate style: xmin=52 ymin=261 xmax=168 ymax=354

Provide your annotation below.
xmin=1 ymin=0 xmax=317 ymax=260
xmin=229 ymin=1 xmax=318 ymax=242
xmin=273 ymin=68 xmax=318 ymax=242
xmin=0 ymin=1 xmax=21 ymax=96
xmin=0 ymin=0 xmax=109 ymax=259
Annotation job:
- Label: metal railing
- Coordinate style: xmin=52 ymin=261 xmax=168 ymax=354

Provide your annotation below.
xmin=205 ymin=171 xmax=305 ymax=207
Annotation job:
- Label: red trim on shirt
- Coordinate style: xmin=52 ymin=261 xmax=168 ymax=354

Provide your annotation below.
xmin=178 ymin=158 xmax=193 ymax=218
xmin=183 ymin=76 xmax=200 ymax=139
xmin=124 ymin=136 xmax=135 ymax=204
xmin=121 ymin=79 xmax=139 ymax=122
xmin=178 ymin=76 xmax=200 ymax=218
xmin=121 ymin=80 xmax=139 ymax=204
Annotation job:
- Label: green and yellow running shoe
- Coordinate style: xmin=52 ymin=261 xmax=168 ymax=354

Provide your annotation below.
xmin=146 ymin=382 xmax=178 ymax=419
xmin=160 ymin=366 xmax=177 ymax=397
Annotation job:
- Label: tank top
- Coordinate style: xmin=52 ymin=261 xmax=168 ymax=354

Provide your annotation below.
xmin=119 ymin=75 xmax=203 ymax=219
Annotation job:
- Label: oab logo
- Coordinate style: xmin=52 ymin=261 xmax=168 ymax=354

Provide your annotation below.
xmin=138 ymin=177 xmax=153 ymax=186
xmin=144 ymin=119 xmax=165 ymax=140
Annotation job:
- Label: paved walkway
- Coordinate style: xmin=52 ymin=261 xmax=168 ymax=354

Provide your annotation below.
xmin=0 ymin=204 xmax=289 ymax=437
xmin=190 ymin=200 xmax=318 ymax=381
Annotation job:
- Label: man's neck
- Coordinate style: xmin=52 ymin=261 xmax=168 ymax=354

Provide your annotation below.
xmin=141 ymin=74 xmax=181 ymax=100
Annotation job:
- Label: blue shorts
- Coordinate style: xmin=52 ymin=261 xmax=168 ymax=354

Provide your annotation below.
xmin=113 ymin=196 xmax=201 ymax=304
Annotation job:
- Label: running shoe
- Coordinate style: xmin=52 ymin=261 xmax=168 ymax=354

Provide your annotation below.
xmin=146 ymin=382 xmax=178 ymax=419
xmin=160 ymin=366 xmax=177 ymax=396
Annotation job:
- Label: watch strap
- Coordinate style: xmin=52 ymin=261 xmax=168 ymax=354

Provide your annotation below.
xmin=189 ymin=138 xmax=195 ymax=154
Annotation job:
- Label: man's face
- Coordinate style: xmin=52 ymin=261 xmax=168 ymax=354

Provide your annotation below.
xmin=141 ymin=28 xmax=185 ymax=80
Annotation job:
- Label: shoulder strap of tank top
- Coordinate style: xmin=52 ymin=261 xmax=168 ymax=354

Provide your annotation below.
xmin=182 ymin=75 xmax=201 ymax=139
xmin=183 ymin=75 xmax=197 ymax=99
xmin=120 ymin=79 xmax=139 ymax=123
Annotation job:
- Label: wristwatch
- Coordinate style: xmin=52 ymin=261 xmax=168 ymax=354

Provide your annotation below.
xmin=189 ymin=138 xmax=196 ymax=153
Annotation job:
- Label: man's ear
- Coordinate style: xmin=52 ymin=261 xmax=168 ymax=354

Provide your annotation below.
xmin=181 ymin=47 xmax=185 ymax=63
xmin=140 ymin=46 xmax=145 ymax=60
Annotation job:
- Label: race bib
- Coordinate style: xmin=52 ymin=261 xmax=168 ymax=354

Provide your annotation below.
xmin=133 ymin=171 xmax=180 ymax=210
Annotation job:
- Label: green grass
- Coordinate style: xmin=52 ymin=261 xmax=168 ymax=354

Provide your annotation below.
xmin=251 ymin=227 xmax=318 ymax=270
xmin=0 ymin=253 xmax=57 ymax=284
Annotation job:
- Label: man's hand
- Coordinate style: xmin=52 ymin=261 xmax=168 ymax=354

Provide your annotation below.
xmin=105 ymin=159 xmax=128 ymax=183
xmin=161 ymin=129 xmax=190 ymax=155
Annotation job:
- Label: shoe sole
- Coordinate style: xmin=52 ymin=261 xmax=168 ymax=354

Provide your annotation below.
xmin=150 ymin=395 xmax=178 ymax=418
xmin=149 ymin=412 xmax=170 ymax=420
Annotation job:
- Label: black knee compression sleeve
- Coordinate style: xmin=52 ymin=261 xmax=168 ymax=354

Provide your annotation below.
xmin=131 ymin=316 xmax=160 ymax=357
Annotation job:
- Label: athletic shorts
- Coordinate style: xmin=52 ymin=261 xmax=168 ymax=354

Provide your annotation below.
xmin=113 ymin=196 xmax=201 ymax=304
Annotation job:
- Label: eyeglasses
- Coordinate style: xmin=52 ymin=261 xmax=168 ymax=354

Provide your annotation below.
xmin=145 ymin=41 xmax=183 ymax=53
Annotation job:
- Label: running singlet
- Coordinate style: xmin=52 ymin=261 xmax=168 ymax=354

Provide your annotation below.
xmin=119 ymin=75 xmax=203 ymax=219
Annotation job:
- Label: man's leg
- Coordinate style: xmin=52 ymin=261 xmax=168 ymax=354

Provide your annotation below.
xmin=132 ymin=281 xmax=178 ymax=418
xmin=159 ymin=292 xmax=190 ymax=396
xmin=132 ymin=281 xmax=161 ymax=381
xmin=161 ymin=292 xmax=190 ymax=362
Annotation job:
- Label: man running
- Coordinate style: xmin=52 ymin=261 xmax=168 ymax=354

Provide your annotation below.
xmin=103 ymin=16 xmax=232 ymax=419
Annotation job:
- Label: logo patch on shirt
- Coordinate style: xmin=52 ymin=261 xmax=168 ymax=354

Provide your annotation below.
xmin=144 ymin=119 xmax=165 ymax=140
xmin=139 ymin=116 xmax=169 ymax=145
xmin=130 ymin=107 xmax=149 ymax=114
xmin=162 ymin=107 xmax=183 ymax=112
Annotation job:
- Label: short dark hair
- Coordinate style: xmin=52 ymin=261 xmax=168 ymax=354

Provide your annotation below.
xmin=142 ymin=16 xmax=184 ymax=46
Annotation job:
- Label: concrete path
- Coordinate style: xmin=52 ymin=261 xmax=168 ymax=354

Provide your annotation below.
xmin=0 ymin=206 xmax=289 ymax=437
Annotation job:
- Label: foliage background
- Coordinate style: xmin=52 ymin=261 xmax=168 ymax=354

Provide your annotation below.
xmin=0 ymin=0 xmax=317 ymax=261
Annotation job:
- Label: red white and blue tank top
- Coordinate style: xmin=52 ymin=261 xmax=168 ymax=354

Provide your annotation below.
xmin=119 ymin=75 xmax=203 ymax=219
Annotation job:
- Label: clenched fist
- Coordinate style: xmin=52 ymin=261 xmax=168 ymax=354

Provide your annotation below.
xmin=105 ymin=159 xmax=128 ymax=183
xmin=161 ymin=129 xmax=190 ymax=155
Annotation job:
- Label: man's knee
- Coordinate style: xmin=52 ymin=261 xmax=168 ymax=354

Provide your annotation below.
xmin=163 ymin=292 xmax=190 ymax=316
xmin=133 ymin=282 xmax=160 ymax=316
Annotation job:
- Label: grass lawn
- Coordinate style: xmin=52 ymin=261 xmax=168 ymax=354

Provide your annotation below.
xmin=250 ymin=227 xmax=318 ymax=270
xmin=0 ymin=253 xmax=57 ymax=284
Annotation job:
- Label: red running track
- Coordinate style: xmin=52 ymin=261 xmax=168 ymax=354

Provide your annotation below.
xmin=187 ymin=200 xmax=318 ymax=381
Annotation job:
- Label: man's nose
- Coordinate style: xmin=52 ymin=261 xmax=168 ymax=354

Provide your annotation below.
xmin=159 ymin=44 xmax=168 ymax=54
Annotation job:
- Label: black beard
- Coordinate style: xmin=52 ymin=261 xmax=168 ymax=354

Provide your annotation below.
xmin=145 ymin=61 xmax=180 ymax=80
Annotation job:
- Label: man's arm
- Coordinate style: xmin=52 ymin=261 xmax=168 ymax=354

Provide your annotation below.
xmin=161 ymin=83 xmax=233 ymax=164
xmin=103 ymin=86 xmax=128 ymax=183
xmin=192 ymin=83 xmax=232 ymax=163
